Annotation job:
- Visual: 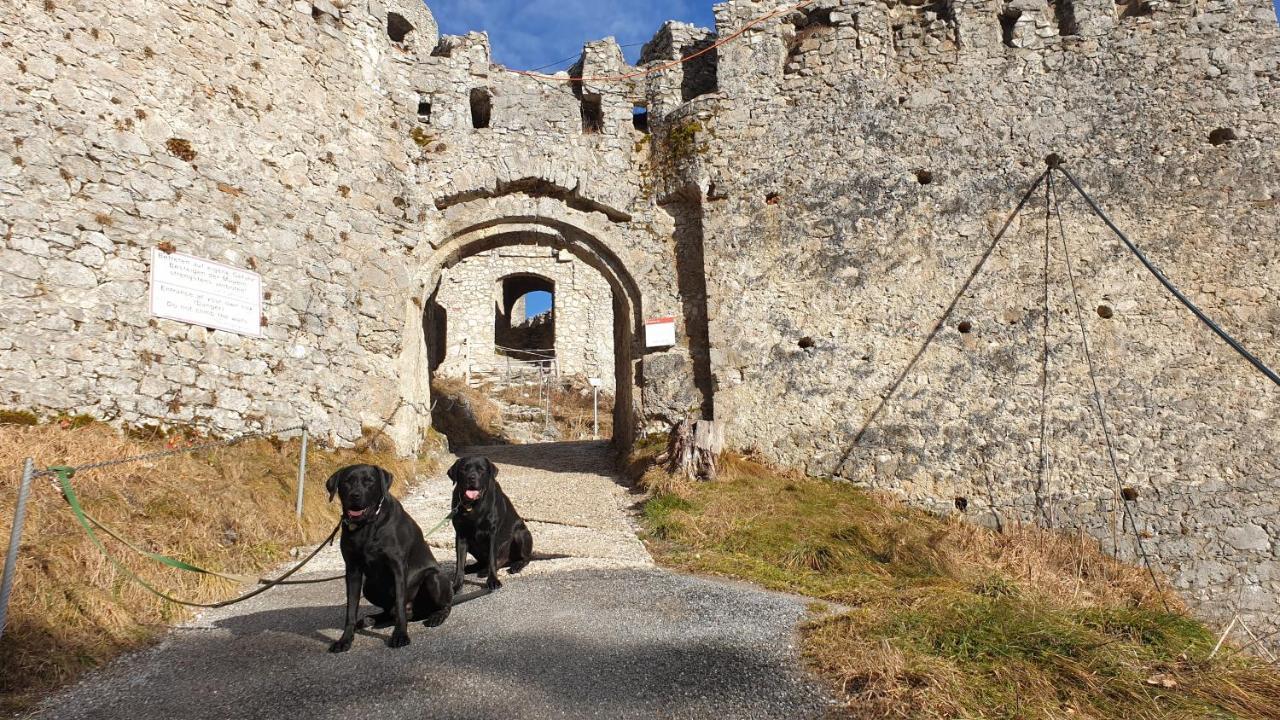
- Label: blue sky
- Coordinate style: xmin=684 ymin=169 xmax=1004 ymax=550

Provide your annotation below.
xmin=426 ymin=0 xmax=717 ymax=70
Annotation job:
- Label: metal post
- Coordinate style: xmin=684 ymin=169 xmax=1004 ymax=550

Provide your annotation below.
xmin=295 ymin=427 xmax=309 ymax=518
xmin=592 ymin=386 xmax=599 ymax=439
xmin=0 ymin=458 xmax=35 ymax=640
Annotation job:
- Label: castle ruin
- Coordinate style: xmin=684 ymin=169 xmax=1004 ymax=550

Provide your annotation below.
xmin=1 ymin=0 xmax=1277 ymax=641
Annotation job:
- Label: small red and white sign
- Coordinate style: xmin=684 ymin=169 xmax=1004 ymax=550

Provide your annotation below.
xmin=645 ymin=317 xmax=677 ymax=348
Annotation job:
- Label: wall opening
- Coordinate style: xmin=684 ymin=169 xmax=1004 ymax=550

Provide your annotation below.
xmin=785 ymin=8 xmax=837 ymax=75
xmin=1209 ymin=127 xmax=1236 ymax=146
xmin=1053 ymin=0 xmax=1079 ymax=36
xmin=495 ymin=274 xmax=556 ymax=362
xmin=632 ymin=106 xmax=650 ymax=133
xmin=417 ymin=98 xmax=432 ymax=124
xmin=1116 ymin=0 xmax=1152 ymax=19
xmin=387 ymin=12 xmax=414 ymax=43
xmin=418 ymin=227 xmax=637 ymax=451
xmin=581 ymin=94 xmax=604 ymax=134
xmin=470 ymin=88 xmax=492 ymax=129
xmin=999 ymin=9 xmax=1022 ymax=47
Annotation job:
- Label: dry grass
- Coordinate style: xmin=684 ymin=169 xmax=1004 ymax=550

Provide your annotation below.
xmin=636 ymin=449 xmax=1280 ymax=720
xmin=0 ymin=420 xmax=437 ymax=711
xmin=430 ymin=376 xmax=507 ymax=449
xmin=495 ymin=376 xmax=614 ymax=441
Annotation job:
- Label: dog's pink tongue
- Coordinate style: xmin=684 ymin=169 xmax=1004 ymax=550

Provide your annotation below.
xmin=464 ymin=490 xmax=480 ymax=500
xmin=346 ymin=508 xmax=364 ymax=518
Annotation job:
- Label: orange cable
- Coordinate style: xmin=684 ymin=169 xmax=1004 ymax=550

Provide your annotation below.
xmin=506 ymin=0 xmax=817 ymax=83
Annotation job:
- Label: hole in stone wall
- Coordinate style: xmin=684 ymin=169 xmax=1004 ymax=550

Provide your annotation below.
xmin=954 ymin=496 xmax=968 ymax=511
xmin=784 ymin=7 xmax=837 ymax=75
xmin=798 ymin=336 xmax=816 ymax=350
xmin=632 ymin=106 xmax=649 ymax=133
xmin=1115 ymin=0 xmax=1152 ymax=19
xmin=957 ymin=320 xmax=973 ymax=334
xmin=1096 ymin=304 xmax=1114 ymax=319
xmin=765 ymin=192 xmax=780 ymax=205
xmin=470 ymin=88 xmax=491 ymax=129
xmin=1208 ymin=128 xmax=1236 ymax=146
xmin=1120 ymin=487 xmax=1139 ymax=502
xmin=496 ymin=275 xmax=556 ymax=361
xmin=999 ymin=9 xmax=1022 ymax=47
xmin=417 ymin=99 xmax=431 ymax=124
xmin=915 ymin=169 xmax=933 ymax=185
xmin=1053 ymin=0 xmax=1079 ymax=36
xmin=387 ymin=12 xmax=414 ymax=43
xmin=581 ymin=94 xmax=604 ymax=134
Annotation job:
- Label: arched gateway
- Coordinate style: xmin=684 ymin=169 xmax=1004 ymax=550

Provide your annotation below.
xmin=391 ymin=194 xmax=656 ymax=453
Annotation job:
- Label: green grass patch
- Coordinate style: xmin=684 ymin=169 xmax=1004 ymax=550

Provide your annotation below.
xmin=636 ymin=451 xmax=1280 ymax=719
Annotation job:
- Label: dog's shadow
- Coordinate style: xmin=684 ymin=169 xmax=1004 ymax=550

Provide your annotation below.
xmin=212 ymin=575 xmax=493 ymax=646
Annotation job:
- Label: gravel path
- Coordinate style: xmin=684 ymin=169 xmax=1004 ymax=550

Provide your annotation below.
xmin=28 ymin=441 xmax=833 ymax=719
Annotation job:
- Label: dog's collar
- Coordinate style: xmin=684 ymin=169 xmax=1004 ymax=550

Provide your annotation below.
xmin=343 ymin=497 xmax=385 ymax=528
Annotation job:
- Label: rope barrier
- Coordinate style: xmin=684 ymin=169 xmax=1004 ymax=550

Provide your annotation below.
xmin=54 ymin=464 xmax=341 ymax=608
xmin=49 ymin=464 xmax=460 ymax=606
xmin=507 ymin=0 xmax=817 ymax=83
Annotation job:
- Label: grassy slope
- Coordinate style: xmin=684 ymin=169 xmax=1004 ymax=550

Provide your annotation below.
xmin=634 ymin=446 xmax=1280 ymax=719
xmin=0 ymin=420 xmax=440 ymax=711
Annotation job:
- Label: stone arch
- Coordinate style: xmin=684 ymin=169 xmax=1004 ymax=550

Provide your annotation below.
xmin=494 ymin=271 xmax=557 ymax=361
xmin=393 ymin=196 xmax=645 ymax=453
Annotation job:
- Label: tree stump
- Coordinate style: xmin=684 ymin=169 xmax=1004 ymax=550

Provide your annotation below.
xmin=665 ymin=418 xmax=725 ymax=481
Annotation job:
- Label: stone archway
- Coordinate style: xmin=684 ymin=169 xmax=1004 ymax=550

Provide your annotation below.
xmin=392 ymin=200 xmax=646 ymax=453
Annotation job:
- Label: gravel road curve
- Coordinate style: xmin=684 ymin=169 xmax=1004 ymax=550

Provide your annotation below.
xmin=27 ymin=441 xmax=833 ymax=720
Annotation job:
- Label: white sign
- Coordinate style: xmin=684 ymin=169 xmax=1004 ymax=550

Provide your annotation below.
xmin=149 ymin=248 xmax=263 ymax=337
xmin=588 ymin=377 xmax=602 ymax=388
xmin=645 ymin=317 xmax=677 ymax=348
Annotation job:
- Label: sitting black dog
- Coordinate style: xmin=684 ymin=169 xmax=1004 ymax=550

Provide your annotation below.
xmin=449 ymin=456 xmax=533 ymax=592
xmin=326 ymin=464 xmax=452 ymax=652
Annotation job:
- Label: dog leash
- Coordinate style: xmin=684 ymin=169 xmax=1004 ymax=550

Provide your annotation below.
xmin=51 ymin=465 xmax=342 ymax=608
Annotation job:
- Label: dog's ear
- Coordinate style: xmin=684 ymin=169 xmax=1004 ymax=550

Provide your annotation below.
xmin=447 ymin=459 xmax=462 ymax=484
xmin=485 ymin=458 xmax=498 ymax=483
xmin=325 ymin=467 xmax=345 ymax=503
xmin=378 ymin=466 xmax=393 ymax=495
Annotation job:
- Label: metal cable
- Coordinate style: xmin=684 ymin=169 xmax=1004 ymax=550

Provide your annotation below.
xmin=1057 ymin=166 xmax=1280 ymax=388
xmin=1034 ymin=175 xmax=1054 ymax=525
xmin=841 ymin=169 xmax=1049 ymax=459
xmin=1050 ymin=172 xmax=1171 ymax=611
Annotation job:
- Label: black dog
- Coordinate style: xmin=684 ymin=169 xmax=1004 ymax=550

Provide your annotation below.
xmin=449 ymin=456 xmax=533 ymax=592
xmin=326 ymin=464 xmax=452 ymax=652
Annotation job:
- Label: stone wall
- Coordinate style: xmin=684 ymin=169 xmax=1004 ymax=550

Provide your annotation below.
xmin=430 ymin=245 xmax=616 ymax=388
xmin=0 ymin=0 xmax=443 ymax=446
xmin=3 ymin=0 xmax=1278 ymax=639
xmin=0 ymin=0 xmax=698 ymax=452
xmin=676 ymin=0 xmax=1280 ymax=639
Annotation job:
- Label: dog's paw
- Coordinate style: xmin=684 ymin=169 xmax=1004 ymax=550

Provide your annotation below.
xmin=451 ymin=578 xmax=463 ymax=593
xmin=423 ymin=606 xmax=451 ymax=628
xmin=508 ymin=560 xmax=528 ymax=574
xmin=387 ymin=630 xmax=411 ymax=649
xmin=329 ymin=636 xmax=353 ymax=653
xmin=485 ymin=575 xmax=502 ymax=591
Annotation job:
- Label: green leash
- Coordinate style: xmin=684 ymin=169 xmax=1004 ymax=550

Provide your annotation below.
xmin=51 ymin=466 xmax=458 ymax=608
xmin=51 ymin=466 xmax=340 ymax=608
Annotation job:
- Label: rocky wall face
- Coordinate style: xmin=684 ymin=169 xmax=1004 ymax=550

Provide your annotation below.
xmin=0 ymin=0 xmax=444 ymax=445
xmin=0 ymin=0 xmax=700 ymax=453
xmin=431 ymin=246 xmax=616 ymax=388
xmin=690 ymin=0 xmax=1279 ymax=638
